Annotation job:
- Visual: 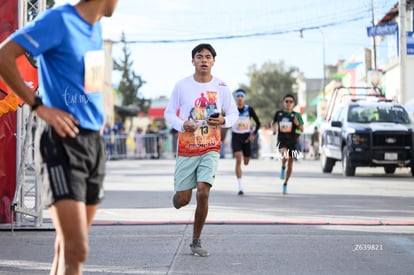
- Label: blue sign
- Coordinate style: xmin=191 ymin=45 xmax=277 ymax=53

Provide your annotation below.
xmin=367 ymin=22 xmax=398 ymax=37
xmin=407 ymin=32 xmax=414 ymax=55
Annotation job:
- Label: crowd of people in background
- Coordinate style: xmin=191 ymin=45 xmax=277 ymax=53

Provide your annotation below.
xmin=103 ymin=120 xmax=171 ymax=160
xmin=102 ymin=119 xmax=320 ymax=162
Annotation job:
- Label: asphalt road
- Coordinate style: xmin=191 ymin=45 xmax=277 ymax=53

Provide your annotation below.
xmin=1 ymin=158 xmax=413 ymax=274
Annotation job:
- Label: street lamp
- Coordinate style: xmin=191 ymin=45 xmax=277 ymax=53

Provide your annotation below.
xmin=300 ymin=27 xmax=326 ymax=98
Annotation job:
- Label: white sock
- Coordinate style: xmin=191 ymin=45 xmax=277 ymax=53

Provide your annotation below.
xmin=237 ymin=178 xmax=243 ymax=191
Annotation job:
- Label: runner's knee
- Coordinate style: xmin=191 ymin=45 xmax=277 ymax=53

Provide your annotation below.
xmin=234 ymin=152 xmax=242 ymax=161
xmin=178 ymin=196 xmax=191 ymax=206
xmin=196 ymin=185 xmax=210 ymax=202
xmin=176 ymin=192 xmax=191 ymax=206
xmin=65 ymin=239 xmax=89 ymax=264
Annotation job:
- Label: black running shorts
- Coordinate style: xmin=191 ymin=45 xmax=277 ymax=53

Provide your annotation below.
xmin=35 ymin=122 xmax=106 ymax=207
xmin=231 ymin=132 xmax=251 ymax=157
xmin=277 ymin=139 xmax=298 ymax=158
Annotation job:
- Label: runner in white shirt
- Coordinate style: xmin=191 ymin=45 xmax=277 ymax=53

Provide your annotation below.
xmin=164 ymin=43 xmax=238 ymax=257
xmin=231 ymin=89 xmax=261 ymax=195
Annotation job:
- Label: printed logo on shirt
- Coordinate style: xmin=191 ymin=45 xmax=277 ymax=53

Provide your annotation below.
xmin=64 ymin=87 xmax=90 ymax=105
xmin=178 ymin=91 xmax=221 ymax=156
xmin=84 ymin=50 xmax=105 ymax=93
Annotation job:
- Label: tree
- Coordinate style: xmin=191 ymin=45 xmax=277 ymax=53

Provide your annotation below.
xmin=113 ymin=32 xmax=150 ymax=121
xmin=46 ymin=0 xmax=54 ymax=8
xmin=243 ymin=61 xmax=297 ymax=126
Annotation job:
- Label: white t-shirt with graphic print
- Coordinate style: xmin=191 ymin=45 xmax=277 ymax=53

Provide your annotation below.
xmin=164 ymin=75 xmax=238 ymax=157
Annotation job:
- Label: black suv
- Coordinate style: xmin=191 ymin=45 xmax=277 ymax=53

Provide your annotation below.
xmin=320 ymin=96 xmax=414 ymax=176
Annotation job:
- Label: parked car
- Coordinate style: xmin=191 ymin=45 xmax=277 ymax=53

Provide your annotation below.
xmin=320 ymin=98 xmax=414 ymax=176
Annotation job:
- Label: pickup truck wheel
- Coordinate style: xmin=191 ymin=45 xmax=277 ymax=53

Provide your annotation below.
xmin=342 ymin=147 xmax=355 ymax=176
xmin=384 ymin=166 xmax=396 ymax=174
xmin=320 ymin=148 xmax=335 ymax=173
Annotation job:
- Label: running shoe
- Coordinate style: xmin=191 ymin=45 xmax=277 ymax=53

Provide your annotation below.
xmin=282 ymin=183 xmax=287 ymax=195
xmin=280 ymin=166 xmax=286 ymax=180
xmin=172 ymin=194 xmax=181 ymax=209
xmin=238 ymin=190 xmax=244 ymax=196
xmin=190 ymin=239 xmax=209 ymax=257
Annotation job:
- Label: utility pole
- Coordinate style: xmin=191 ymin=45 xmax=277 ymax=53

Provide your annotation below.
xmin=371 ymin=0 xmax=377 ymax=69
xmin=399 ymin=0 xmax=407 ymax=104
xmin=318 ymin=28 xmax=326 ymax=98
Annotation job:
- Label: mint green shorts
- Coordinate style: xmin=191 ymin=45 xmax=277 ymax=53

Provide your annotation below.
xmin=174 ymin=151 xmax=220 ymax=191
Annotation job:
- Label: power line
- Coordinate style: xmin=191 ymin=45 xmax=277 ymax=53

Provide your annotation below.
xmin=111 ymin=0 xmax=395 ymax=44
xmin=116 ymin=14 xmax=369 ymax=44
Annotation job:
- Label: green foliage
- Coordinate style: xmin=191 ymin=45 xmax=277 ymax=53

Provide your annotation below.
xmin=113 ymin=32 xmax=150 ymax=117
xmin=306 ymin=108 xmax=317 ymax=123
xmin=242 ymin=61 xmax=297 ymax=126
xmin=47 ymin=0 xmax=54 ymax=8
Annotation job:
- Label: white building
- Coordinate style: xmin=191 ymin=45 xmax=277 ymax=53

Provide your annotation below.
xmin=374 ymin=2 xmax=414 ymax=103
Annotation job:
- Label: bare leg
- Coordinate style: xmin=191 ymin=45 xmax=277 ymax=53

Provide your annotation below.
xmin=50 ymin=235 xmax=60 ymax=275
xmin=174 ymin=189 xmax=192 ymax=208
xmin=281 ymin=148 xmax=288 ymax=169
xmin=86 ymin=205 xmax=99 ymax=228
xmin=49 ymin=200 xmax=96 ymax=275
xmin=193 ymin=182 xmax=211 ymax=239
xmin=235 ymin=151 xmax=244 ymax=193
xmin=285 ymin=157 xmax=294 ymax=184
xmin=243 ymin=156 xmax=250 ymax=166
xmin=235 ymin=151 xmax=242 ymax=179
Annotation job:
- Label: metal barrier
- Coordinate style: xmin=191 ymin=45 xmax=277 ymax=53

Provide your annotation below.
xmin=104 ymin=133 xmax=175 ymax=160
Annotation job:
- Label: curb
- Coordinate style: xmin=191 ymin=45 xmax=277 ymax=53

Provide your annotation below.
xmin=92 ymin=220 xmax=414 ymax=226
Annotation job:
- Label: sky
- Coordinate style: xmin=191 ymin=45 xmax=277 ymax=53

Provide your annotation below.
xmin=55 ymin=0 xmax=395 ymax=99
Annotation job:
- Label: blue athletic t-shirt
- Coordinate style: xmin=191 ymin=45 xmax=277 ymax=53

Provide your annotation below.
xmin=11 ymin=4 xmax=105 ymax=131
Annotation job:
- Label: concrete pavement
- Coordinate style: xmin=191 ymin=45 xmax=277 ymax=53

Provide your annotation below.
xmin=95 ymin=157 xmax=414 ymax=225
xmin=1 ymin=158 xmax=414 ymax=274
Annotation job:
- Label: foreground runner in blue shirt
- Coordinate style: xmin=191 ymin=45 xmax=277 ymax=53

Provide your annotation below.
xmin=0 ymin=1 xmax=119 ymax=274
